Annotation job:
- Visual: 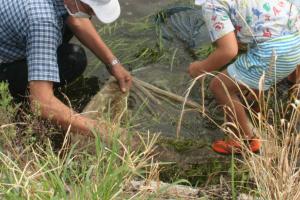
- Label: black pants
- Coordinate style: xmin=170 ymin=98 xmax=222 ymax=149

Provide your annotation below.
xmin=0 ymin=27 xmax=87 ymax=101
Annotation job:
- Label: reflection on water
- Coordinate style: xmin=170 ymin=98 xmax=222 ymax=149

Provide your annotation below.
xmin=119 ymin=0 xmax=181 ymax=21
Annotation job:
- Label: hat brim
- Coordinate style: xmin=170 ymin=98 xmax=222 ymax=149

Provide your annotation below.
xmin=89 ymin=0 xmax=120 ymax=24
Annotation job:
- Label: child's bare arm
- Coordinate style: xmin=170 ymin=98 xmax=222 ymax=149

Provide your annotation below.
xmin=188 ymin=32 xmax=238 ymax=78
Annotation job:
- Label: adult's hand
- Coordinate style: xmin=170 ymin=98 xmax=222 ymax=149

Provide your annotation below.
xmin=111 ymin=64 xmax=132 ymax=93
xmin=29 ymin=81 xmax=103 ymax=137
xmin=66 ymin=18 xmax=133 ymax=93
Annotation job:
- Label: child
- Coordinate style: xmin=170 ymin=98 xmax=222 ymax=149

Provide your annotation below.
xmin=190 ymin=0 xmax=300 ymax=154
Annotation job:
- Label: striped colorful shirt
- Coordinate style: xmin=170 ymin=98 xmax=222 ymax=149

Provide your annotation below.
xmin=0 ymin=0 xmax=67 ymax=82
xmin=201 ymin=0 xmax=300 ymax=44
xmin=227 ymin=33 xmax=300 ymax=90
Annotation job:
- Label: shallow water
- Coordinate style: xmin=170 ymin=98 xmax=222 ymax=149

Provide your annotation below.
xmin=68 ymin=0 xmax=230 ymax=185
xmin=119 ymin=0 xmax=180 ymax=21
xmin=67 ymin=0 xmax=295 ymax=187
xmin=81 ymin=1 xmax=216 ymax=140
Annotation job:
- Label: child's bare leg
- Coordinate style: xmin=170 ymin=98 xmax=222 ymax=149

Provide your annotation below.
xmin=288 ymin=65 xmax=300 ymax=84
xmin=288 ymin=65 xmax=300 ymax=98
xmin=243 ymin=90 xmax=260 ymax=112
xmin=244 ymin=90 xmax=259 ymax=102
xmin=209 ymin=71 xmax=253 ymax=139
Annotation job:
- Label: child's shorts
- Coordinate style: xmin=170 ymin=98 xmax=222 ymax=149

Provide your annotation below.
xmin=227 ymin=33 xmax=300 ymax=91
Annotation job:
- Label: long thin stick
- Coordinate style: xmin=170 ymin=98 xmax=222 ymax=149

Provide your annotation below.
xmin=133 ymin=82 xmax=162 ymax=105
xmin=133 ymin=77 xmax=200 ymax=109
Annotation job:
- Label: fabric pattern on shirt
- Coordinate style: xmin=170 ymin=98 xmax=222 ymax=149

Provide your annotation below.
xmin=202 ymin=0 xmax=300 ymax=44
xmin=0 ymin=0 xmax=67 ymax=82
xmin=289 ymin=0 xmax=300 ymax=9
xmin=227 ymin=33 xmax=300 ymax=90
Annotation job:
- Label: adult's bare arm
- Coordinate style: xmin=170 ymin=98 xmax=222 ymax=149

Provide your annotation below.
xmin=65 ymin=17 xmax=132 ymax=92
xmin=29 ymin=81 xmax=110 ymax=141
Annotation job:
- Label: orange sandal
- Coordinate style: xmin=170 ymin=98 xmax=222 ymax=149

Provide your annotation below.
xmin=212 ymin=137 xmax=261 ymax=155
xmin=212 ymin=139 xmax=242 ymax=154
xmin=248 ymin=137 xmax=261 ymax=153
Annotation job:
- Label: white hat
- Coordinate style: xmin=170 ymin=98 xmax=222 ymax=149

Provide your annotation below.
xmin=80 ymin=0 xmax=121 ymax=24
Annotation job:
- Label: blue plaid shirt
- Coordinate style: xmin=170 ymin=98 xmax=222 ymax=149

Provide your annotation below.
xmin=0 ymin=0 xmax=67 ymax=82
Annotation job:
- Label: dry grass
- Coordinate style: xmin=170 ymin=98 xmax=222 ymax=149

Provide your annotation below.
xmin=178 ymin=68 xmax=300 ymax=199
xmin=237 ymin=85 xmax=300 ymax=200
xmin=0 ymin=125 xmax=161 ymax=199
xmin=0 ymin=82 xmax=165 ymax=199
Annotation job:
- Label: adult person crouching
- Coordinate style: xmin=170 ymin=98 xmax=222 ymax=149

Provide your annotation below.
xmin=0 ymin=0 xmax=132 ymax=144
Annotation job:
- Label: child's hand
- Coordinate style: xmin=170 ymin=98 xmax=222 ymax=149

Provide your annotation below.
xmin=188 ymin=61 xmax=205 ymax=78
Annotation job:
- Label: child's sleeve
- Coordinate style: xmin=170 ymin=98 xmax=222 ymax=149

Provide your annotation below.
xmin=202 ymin=0 xmax=235 ymax=42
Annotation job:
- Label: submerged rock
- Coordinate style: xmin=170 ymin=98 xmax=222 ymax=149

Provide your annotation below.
xmin=156 ymin=6 xmax=210 ymax=50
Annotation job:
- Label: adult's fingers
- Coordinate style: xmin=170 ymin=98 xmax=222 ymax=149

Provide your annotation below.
xmin=125 ymin=75 xmax=133 ymax=89
xmin=118 ymin=77 xmax=126 ymax=93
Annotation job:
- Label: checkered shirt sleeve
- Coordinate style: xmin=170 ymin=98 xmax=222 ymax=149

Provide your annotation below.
xmin=26 ymin=21 xmax=62 ymax=83
xmin=0 ymin=0 xmax=67 ymax=83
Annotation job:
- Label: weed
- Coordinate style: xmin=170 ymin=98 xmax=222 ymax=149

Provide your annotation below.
xmin=179 ymin=69 xmax=300 ymax=199
xmin=0 ymin=81 xmax=162 ymax=199
xmin=0 ymin=82 xmax=17 ymax=124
